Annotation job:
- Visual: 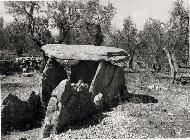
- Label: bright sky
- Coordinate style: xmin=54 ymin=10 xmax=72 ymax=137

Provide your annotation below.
xmin=0 ymin=0 xmax=189 ymax=32
xmin=101 ymin=0 xmax=189 ymax=29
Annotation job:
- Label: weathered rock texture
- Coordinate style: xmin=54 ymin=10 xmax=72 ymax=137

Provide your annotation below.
xmin=41 ymin=44 xmax=128 ymax=106
xmin=42 ymin=44 xmax=129 ymax=62
xmin=41 ymin=80 xmax=95 ymax=138
xmin=41 ymin=58 xmax=68 ymax=106
xmin=1 ymin=91 xmax=42 ymax=134
xmin=93 ymin=93 xmax=103 ymax=112
xmin=40 ymin=44 xmax=128 ymax=137
xmin=89 ymin=62 xmax=125 ymax=107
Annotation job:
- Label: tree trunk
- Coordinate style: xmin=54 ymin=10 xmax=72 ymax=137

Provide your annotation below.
xmin=189 ymin=36 xmax=190 ymax=65
xmin=16 ymin=45 xmax=23 ymax=57
xmin=94 ymin=24 xmax=104 ymax=46
xmin=171 ymin=53 xmax=178 ymax=83
xmin=163 ymin=48 xmax=177 ymax=83
xmin=129 ymin=50 xmax=135 ymax=69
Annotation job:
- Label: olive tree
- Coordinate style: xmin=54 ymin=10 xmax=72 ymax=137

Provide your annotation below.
xmin=48 ymin=0 xmax=116 ymax=45
xmin=4 ymin=1 xmax=54 ymax=48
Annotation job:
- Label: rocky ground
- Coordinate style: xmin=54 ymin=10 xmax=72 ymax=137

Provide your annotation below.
xmin=1 ymin=69 xmax=190 ymax=140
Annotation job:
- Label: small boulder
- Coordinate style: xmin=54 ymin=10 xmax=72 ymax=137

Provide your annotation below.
xmin=1 ymin=91 xmax=42 ymax=134
xmin=93 ymin=93 xmax=103 ymax=112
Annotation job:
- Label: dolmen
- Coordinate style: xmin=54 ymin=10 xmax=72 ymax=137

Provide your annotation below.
xmin=40 ymin=44 xmax=129 ymax=138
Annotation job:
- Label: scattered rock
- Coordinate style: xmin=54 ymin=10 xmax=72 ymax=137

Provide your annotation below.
xmin=180 ymin=80 xmax=188 ymax=85
xmin=147 ymin=83 xmax=168 ymax=91
xmin=93 ymin=93 xmax=103 ymax=112
xmin=1 ymin=91 xmax=42 ymax=134
xmin=0 ymin=74 xmax=6 ymax=79
xmin=22 ymin=67 xmax=28 ymax=73
xmin=162 ymin=109 xmax=167 ymax=112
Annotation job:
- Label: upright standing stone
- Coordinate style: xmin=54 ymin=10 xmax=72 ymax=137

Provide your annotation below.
xmin=41 ymin=58 xmax=68 ymax=106
xmin=89 ymin=62 xmax=125 ymax=107
xmin=41 ymin=79 xmax=95 ymax=138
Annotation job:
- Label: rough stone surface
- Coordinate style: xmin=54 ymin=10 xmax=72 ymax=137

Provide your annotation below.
xmin=93 ymin=93 xmax=103 ymax=112
xmin=42 ymin=44 xmax=129 ymax=62
xmin=89 ymin=62 xmax=125 ymax=107
xmin=40 ymin=44 xmax=127 ymax=138
xmin=41 ymin=79 xmax=95 ymax=138
xmin=1 ymin=91 xmax=42 ymax=134
xmin=41 ymin=58 xmax=68 ymax=106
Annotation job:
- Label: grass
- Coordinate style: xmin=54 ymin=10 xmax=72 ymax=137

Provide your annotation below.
xmin=1 ymin=69 xmax=190 ymax=139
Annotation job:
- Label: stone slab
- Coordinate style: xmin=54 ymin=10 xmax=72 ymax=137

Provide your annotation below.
xmin=41 ymin=79 xmax=95 ymax=138
xmin=42 ymin=44 xmax=129 ymax=62
xmin=89 ymin=62 xmax=125 ymax=107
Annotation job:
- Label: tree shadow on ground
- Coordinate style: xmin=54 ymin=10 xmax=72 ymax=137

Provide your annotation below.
xmin=154 ymin=75 xmax=171 ymax=80
xmin=1 ymin=83 xmax=25 ymax=88
xmin=175 ymin=76 xmax=190 ymax=85
xmin=59 ymin=92 xmax=158 ymax=133
xmin=123 ymin=93 xmax=158 ymax=104
xmin=124 ymin=69 xmax=140 ymax=73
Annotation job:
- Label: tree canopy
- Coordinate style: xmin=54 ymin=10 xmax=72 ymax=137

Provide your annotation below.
xmin=1 ymin=0 xmax=189 ymax=75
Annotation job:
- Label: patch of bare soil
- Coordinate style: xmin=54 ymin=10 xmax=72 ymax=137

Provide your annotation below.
xmin=1 ymin=70 xmax=190 ymax=139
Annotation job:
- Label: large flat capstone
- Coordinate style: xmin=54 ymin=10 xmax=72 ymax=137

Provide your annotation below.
xmin=42 ymin=44 xmax=129 ymax=62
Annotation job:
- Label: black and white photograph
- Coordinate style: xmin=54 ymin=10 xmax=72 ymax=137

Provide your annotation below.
xmin=0 ymin=0 xmax=189 ymax=139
